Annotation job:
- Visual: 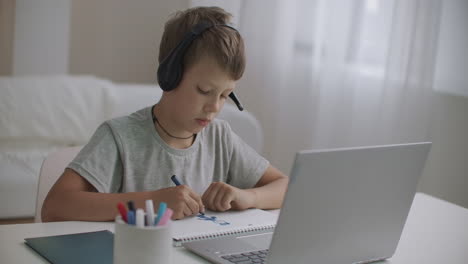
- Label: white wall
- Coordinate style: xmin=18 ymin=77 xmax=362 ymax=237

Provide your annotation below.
xmin=69 ymin=0 xmax=189 ymax=83
xmin=0 ymin=0 xmax=15 ymax=75
xmin=415 ymin=0 xmax=468 ymax=208
xmin=433 ymin=0 xmax=468 ymax=97
xmin=13 ymin=0 xmax=71 ymax=75
xmin=68 ymin=0 xmax=243 ymax=83
xmin=189 ymin=0 xmax=242 ymax=25
xmin=419 ymin=94 xmax=468 ymax=208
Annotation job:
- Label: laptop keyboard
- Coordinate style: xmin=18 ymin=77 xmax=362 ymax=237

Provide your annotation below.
xmin=221 ymin=249 xmax=269 ymax=263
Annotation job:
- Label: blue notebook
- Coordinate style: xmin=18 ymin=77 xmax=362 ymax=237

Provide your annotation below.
xmin=24 ymin=230 xmax=113 ymax=264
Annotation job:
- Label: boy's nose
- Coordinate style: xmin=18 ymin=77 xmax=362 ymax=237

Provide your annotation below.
xmin=205 ymin=99 xmax=221 ymax=113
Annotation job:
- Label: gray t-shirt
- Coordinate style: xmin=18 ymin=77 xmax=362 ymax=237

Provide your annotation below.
xmin=68 ymin=106 xmax=269 ymax=195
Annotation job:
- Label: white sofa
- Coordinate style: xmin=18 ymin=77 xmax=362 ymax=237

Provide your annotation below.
xmin=0 ymin=75 xmax=263 ymax=219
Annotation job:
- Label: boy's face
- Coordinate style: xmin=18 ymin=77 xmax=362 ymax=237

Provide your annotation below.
xmin=164 ymin=55 xmax=236 ymax=134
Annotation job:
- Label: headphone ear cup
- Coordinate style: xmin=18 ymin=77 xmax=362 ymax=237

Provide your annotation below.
xmin=157 ymin=63 xmax=169 ymax=91
xmin=157 ymin=59 xmax=181 ymax=91
xmin=157 ymin=47 xmax=186 ymax=91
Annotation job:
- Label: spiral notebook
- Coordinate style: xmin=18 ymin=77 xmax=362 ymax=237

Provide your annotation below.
xmin=172 ymin=209 xmax=278 ymax=246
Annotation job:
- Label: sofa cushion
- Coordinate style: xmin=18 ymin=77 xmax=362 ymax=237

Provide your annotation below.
xmin=111 ymin=83 xmax=162 ymax=118
xmin=0 ymin=75 xmax=116 ymax=147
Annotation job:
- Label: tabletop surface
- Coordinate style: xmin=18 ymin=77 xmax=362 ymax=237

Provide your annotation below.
xmin=1 ymin=193 xmax=468 ymax=264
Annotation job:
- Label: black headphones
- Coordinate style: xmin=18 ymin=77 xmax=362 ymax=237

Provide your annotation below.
xmin=157 ymin=22 xmax=244 ymax=111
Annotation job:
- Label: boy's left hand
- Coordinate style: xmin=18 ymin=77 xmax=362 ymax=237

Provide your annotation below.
xmin=202 ymin=182 xmax=256 ymax=211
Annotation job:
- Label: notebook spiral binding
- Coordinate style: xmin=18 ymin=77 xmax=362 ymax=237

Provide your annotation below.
xmin=173 ymin=224 xmax=276 ymax=247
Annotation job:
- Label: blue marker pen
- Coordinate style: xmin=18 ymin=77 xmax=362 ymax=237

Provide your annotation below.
xmin=171 ymin=175 xmax=205 ymax=216
xmin=170 ymin=175 xmax=182 ymax=186
xmin=127 ymin=211 xmax=135 ymax=225
xmin=126 ymin=200 xmax=136 ymax=225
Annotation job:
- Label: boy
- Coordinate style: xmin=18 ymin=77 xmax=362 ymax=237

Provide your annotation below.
xmin=42 ymin=6 xmax=288 ymax=222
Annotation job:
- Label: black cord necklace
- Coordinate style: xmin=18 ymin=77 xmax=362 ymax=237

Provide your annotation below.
xmin=151 ymin=106 xmax=194 ymax=140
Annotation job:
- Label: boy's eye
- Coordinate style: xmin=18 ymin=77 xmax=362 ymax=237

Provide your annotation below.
xmin=197 ymin=87 xmax=210 ymax=95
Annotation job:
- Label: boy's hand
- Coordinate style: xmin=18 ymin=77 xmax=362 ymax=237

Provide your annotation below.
xmin=153 ymin=185 xmax=205 ymax=220
xmin=202 ymin=182 xmax=257 ymax=211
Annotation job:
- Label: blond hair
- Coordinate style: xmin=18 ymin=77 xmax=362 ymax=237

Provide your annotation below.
xmin=159 ymin=6 xmax=245 ymax=80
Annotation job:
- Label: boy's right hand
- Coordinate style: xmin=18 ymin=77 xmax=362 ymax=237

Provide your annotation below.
xmin=153 ymin=185 xmax=205 ymax=220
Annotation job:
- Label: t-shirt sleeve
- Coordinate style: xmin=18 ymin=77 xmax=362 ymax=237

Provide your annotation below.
xmin=225 ymin=123 xmax=270 ymax=189
xmin=67 ymin=122 xmax=123 ymax=193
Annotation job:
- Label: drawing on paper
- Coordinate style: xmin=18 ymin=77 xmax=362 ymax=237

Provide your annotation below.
xmin=197 ymin=214 xmax=230 ymax=226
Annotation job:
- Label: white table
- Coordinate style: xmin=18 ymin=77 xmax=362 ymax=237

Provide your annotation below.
xmin=1 ymin=193 xmax=468 ymax=263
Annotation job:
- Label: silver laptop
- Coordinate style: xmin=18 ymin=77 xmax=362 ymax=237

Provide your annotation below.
xmin=183 ymin=142 xmax=431 ymax=264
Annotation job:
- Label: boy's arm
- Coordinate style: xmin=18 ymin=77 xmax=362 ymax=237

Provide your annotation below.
xmin=250 ymin=165 xmax=289 ymax=209
xmin=41 ymin=169 xmax=204 ymax=222
xmin=202 ymin=165 xmax=289 ymax=211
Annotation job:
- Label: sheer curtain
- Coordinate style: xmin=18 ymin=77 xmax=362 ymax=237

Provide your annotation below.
xmin=236 ymin=0 xmax=442 ymax=173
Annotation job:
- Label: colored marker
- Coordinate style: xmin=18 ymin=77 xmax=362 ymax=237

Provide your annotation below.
xmin=136 ymin=209 xmax=145 ymax=227
xmin=117 ymin=202 xmax=128 ymax=223
xmin=127 ymin=211 xmax=135 ymax=225
xmin=127 ymin=200 xmax=136 ymax=212
xmin=158 ymin=208 xmax=173 ymax=226
xmin=171 ymin=175 xmax=205 ymax=215
xmin=154 ymin=202 xmax=167 ymax=226
xmin=145 ymin=199 xmax=155 ymax=226
xmin=170 ymin=175 xmax=182 ymax=186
